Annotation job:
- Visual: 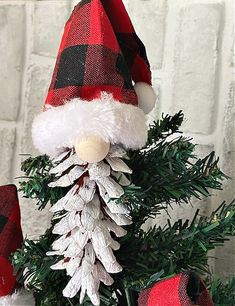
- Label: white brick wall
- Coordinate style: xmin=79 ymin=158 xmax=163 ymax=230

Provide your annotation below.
xmin=0 ymin=0 xmax=234 ymax=277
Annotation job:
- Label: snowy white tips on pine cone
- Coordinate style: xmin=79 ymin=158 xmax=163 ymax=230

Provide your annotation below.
xmin=134 ymin=82 xmax=157 ymax=114
xmin=47 ymin=145 xmax=132 ymax=305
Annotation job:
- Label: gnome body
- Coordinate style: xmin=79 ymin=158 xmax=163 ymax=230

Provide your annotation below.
xmin=0 ymin=185 xmax=34 ymax=306
xmin=32 ymin=0 xmax=156 ymax=162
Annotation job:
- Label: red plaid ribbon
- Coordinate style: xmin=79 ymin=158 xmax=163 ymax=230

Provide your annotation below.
xmin=138 ymin=273 xmax=214 ymax=306
xmin=0 ymin=185 xmax=23 ymax=297
xmin=44 ymin=0 xmax=152 ymax=110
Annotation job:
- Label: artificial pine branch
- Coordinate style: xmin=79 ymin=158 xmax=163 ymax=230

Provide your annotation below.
xmin=124 ymin=137 xmax=226 ymax=228
xmin=146 ymin=111 xmax=184 ymax=146
xmin=19 ymin=155 xmax=69 ymax=210
xmin=116 ymin=200 xmax=235 ymax=292
xmin=209 ymin=277 xmax=235 ymax=305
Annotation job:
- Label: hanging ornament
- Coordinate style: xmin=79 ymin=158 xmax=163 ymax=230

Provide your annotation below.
xmin=31 ymin=0 xmax=156 ymax=304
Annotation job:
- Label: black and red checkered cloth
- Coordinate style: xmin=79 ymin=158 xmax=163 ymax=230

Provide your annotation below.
xmin=44 ymin=0 xmax=152 ymax=110
xmin=0 ymin=185 xmax=23 ymax=297
xmin=138 ymin=272 xmax=214 ymax=306
xmin=32 ymin=0 xmax=153 ymax=157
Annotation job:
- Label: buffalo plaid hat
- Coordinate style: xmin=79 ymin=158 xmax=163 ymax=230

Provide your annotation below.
xmin=32 ymin=0 xmax=156 ymax=157
xmin=138 ymin=272 xmax=214 ymax=306
xmin=0 ymin=185 xmax=23 ymax=297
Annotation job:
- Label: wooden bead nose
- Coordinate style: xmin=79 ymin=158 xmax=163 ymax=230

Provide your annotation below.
xmin=74 ymin=135 xmax=110 ymax=163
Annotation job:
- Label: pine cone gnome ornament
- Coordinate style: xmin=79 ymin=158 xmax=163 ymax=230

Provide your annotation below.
xmin=32 ymin=0 xmax=156 ymax=163
xmin=31 ymin=0 xmax=155 ymax=304
xmin=138 ymin=272 xmax=214 ymax=306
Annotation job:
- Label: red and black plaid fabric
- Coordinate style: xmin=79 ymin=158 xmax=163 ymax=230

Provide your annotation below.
xmin=44 ymin=0 xmax=152 ymax=110
xmin=0 ymin=185 xmax=23 ymax=297
xmin=138 ymin=272 xmax=214 ymax=306
xmin=101 ymin=0 xmax=151 ymax=85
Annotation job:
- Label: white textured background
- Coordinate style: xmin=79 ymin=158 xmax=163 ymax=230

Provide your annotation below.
xmin=0 ymin=0 xmax=234 ymax=277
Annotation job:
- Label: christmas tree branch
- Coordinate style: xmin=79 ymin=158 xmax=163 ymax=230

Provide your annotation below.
xmin=147 ymin=111 xmax=184 ymax=146
xmin=19 ymin=155 xmax=69 ymax=210
xmin=123 ymin=136 xmax=226 ymax=229
xmin=209 ymin=276 xmax=235 ymax=305
xmin=116 ymin=199 xmax=235 ymax=291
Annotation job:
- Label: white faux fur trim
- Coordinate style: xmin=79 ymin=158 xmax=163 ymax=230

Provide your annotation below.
xmin=134 ymin=82 xmax=156 ymax=114
xmin=0 ymin=290 xmax=35 ymax=306
xmin=32 ymin=92 xmax=148 ymax=157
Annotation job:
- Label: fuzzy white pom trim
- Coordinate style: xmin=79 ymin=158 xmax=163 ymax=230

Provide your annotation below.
xmin=134 ymin=82 xmax=156 ymax=114
xmin=32 ymin=92 xmax=148 ymax=157
xmin=0 ymin=290 xmax=35 ymax=306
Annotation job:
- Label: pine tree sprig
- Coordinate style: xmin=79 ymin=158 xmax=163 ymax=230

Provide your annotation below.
xmin=147 ymin=111 xmax=184 ymax=146
xmin=209 ymin=276 xmax=235 ymax=305
xmin=117 ymin=200 xmax=235 ymax=291
xmin=124 ymin=136 xmax=227 ymax=228
xmin=19 ymin=155 xmax=69 ymax=210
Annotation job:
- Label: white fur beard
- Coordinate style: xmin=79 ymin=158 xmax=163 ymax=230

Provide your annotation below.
xmin=32 ymin=92 xmax=148 ymax=157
